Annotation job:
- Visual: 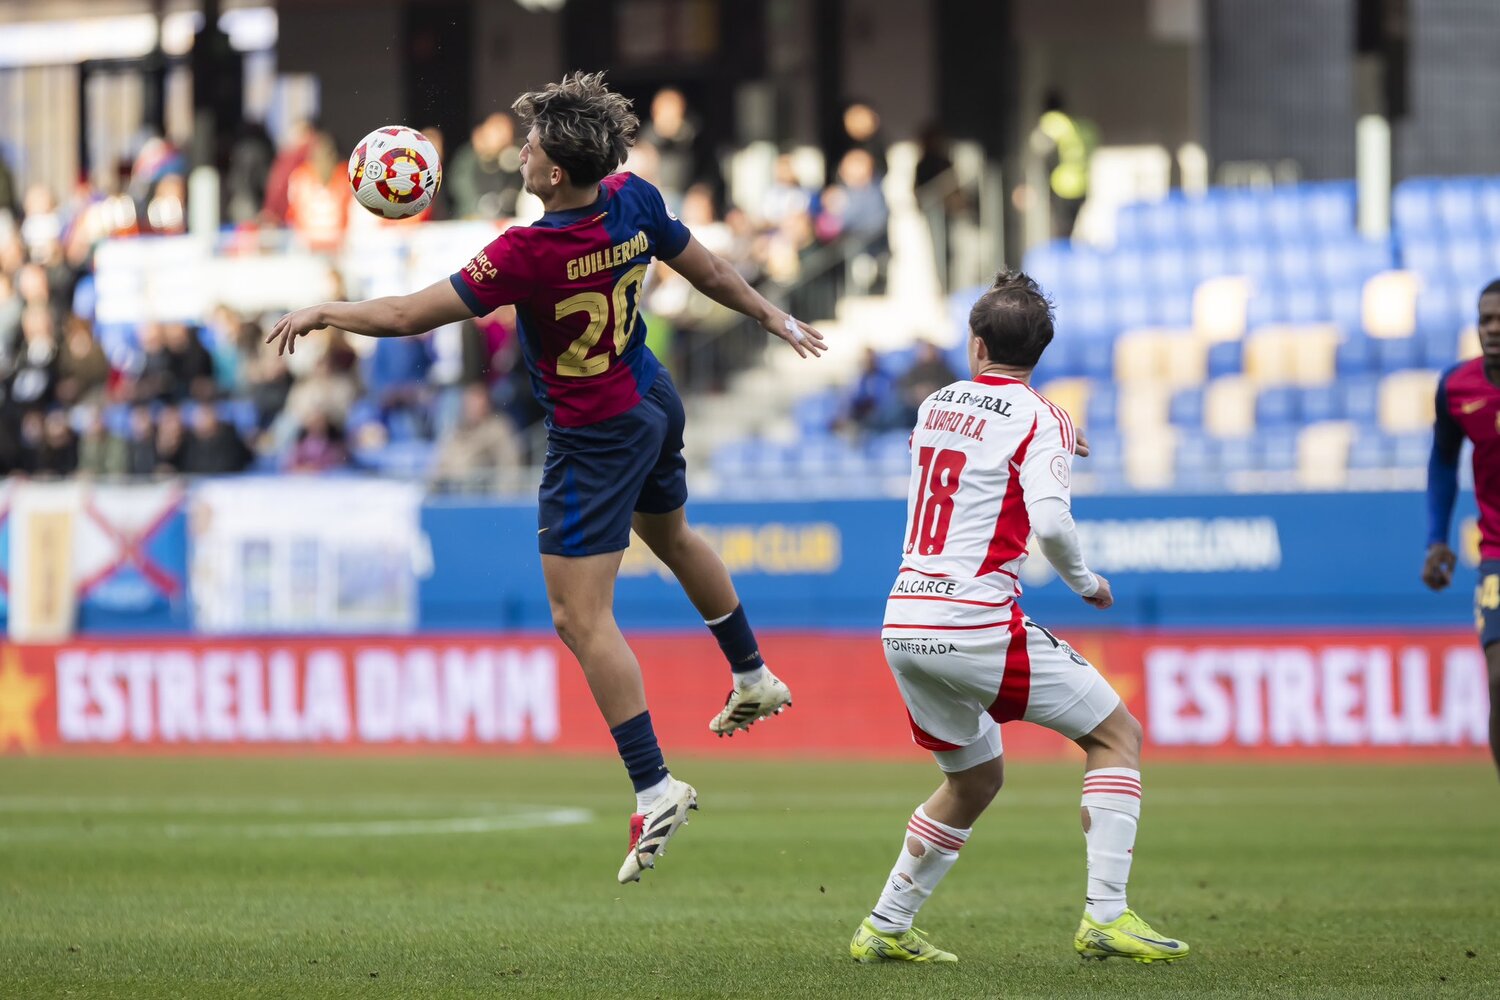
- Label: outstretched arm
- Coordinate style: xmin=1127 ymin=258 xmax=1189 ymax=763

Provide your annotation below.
xmin=266 ymin=278 xmax=473 ymax=355
xmin=665 ymin=236 xmax=827 ymax=358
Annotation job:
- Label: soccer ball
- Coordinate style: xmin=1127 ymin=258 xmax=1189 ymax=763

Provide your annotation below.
xmin=347 ymin=125 xmax=442 ymax=220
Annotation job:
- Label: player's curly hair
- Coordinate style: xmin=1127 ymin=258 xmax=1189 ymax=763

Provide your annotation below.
xmin=512 ymin=71 xmax=640 ymax=189
xmin=969 ymin=270 xmax=1055 ymax=367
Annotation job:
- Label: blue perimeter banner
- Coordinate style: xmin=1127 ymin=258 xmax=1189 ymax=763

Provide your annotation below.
xmin=1 ymin=487 xmax=1479 ymax=634
xmin=420 ymin=491 xmax=1477 ymax=632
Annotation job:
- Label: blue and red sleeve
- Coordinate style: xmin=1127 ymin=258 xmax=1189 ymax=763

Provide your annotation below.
xmin=449 ymin=230 xmax=534 ymax=316
xmin=1427 ymin=365 xmax=1465 ymax=547
xmin=628 ymin=175 xmax=691 ymax=260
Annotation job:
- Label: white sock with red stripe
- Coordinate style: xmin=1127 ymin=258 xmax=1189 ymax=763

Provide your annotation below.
xmin=868 ymin=805 xmax=971 ymax=934
xmin=1081 ymin=767 xmax=1142 ymax=924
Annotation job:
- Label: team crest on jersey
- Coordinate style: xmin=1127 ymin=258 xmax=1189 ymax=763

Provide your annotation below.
xmin=1051 ymin=454 xmax=1070 ymax=487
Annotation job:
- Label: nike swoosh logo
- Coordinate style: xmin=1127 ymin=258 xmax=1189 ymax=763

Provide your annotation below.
xmin=1462 ymin=400 xmax=1487 ymax=414
xmin=538 ymin=527 xmax=549 ymax=534
xmin=1125 ymin=932 xmax=1181 ymax=948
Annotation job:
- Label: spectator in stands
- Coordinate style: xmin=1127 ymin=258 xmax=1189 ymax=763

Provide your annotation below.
xmin=244 ymin=349 xmax=292 ymax=434
xmin=0 ymin=146 xmax=17 ymax=218
xmin=285 ymin=411 xmax=349 ymax=473
xmin=10 ymin=306 xmax=59 ymax=411
xmin=841 ymin=100 xmax=888 ymax=178
xmin=262 ymin=120 xmax=315 ymax=226
xmin=286 ymin=131 xmax=350 ymax=253
xmin=19 ymin=185 xmax=63 ymax=264
xmin=640 ymin=87 xmax=700 ymax=209
xmin=832 ymin=149 xmax=889 ymax=246
xmin=124 ymin=403 xmax=157 ymax=476
xmin=281 ymin=353 xmax=360 ymax=445
xmin=1031 ymin=89 xmax=1097 ymax=239
xmin=203 ymin=305 xmax=260 ymax=397
xmin=226 ymin=120 xmax=277 ymax=226
xmin=431 ymin=383 xmax=522 ymax=492
xmin=155 ymin=404 xmax=185 ymax=473
xmin=34 ymin=409 xmax=78 ymax=477
xmin=897 ymin=340 xmax=962 ymax=423
xmin=76 ymin=405 xmax=127 ymax=477
xmin=448 ymin=112 xmax=524 ymax=220
xmin=134 ymin=323 xmax=175 ymax=404
xmin=163 ymin=322 xmax=216 ymax=403
xmin=759 ymin=154 xmax=811 ymax=230
xmin=838 ymin=348 xmax=903 ymax=435
xmin=180 ymin=404 xmax=254 ymax=474
xmin=144 ymin=173 xmax=187 ymax=235
xmin=55 ymin=316 xmax=109 ymax=407
xmin=0 ymin=269 xmax=20 ymax=368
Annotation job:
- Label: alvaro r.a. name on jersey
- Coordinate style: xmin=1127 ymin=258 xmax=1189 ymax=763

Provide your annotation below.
xmin=887 ymin=372 xmax=1076 ymax=630
xmin=919 ymin=386 xmax=1016 ymax=441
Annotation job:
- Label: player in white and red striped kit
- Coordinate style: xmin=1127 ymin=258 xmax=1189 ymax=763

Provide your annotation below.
xmin=848 ymin=272 xmax=1190 ymax=965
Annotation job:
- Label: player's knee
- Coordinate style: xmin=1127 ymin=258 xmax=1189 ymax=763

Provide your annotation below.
xmin=946 ymin=762 xmax=1004 ymax=811
xmin=548 ymin=602 xmax=587 ymax=650
xmin=1084 ymin=707 xmax=1143 ymax=762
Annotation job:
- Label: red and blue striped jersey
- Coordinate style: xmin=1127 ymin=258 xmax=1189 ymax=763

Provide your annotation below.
xmin=449 ymin=172 xmax=691 ymax=427
xmin=1433 ymin=358 xmax=1500 ymax=559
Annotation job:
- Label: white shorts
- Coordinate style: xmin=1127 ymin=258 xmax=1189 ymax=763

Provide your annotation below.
xmin=881 ymin=605 xmax=1121 ymax=772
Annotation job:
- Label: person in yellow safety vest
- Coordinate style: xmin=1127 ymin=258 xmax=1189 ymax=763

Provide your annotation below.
xmin=1032 ymin=90 xmax=1097 ymax=238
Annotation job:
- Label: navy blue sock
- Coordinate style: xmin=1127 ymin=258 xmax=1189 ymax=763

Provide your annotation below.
xmin=707 ymin=604 xmax=765 ymax=674
xmin=609 ymin=711 xmax=668 ymax=792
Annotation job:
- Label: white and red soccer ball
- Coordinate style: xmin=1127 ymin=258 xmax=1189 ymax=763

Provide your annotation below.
xmin=347 ymin=125 xmax=443 ymax=220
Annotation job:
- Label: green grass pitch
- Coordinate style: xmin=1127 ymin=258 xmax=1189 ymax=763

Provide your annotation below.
xmin=2 ymin=755 xmax=1497 ymax=998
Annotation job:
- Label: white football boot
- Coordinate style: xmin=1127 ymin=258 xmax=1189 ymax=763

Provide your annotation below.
xmin=617 ymin=777 xmax=699 ymax=884
xmin=708 ymin=670 xmax=793 ymax=737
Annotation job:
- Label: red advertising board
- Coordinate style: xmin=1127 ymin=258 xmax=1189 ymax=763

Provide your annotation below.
xmin=0 ymin=631 xmax=1490 ymax=758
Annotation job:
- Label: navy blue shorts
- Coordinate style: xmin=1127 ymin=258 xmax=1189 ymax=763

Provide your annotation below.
xmin=1477 ymin=560 xmax=1500 ymax=648
xmin=537 ymin=370 xmax=688 ymax=556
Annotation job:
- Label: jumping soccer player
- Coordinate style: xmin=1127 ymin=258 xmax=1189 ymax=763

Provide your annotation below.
xmin=847 ymin=272 xmax=1188 ymax=964
xmin=1422 ymin=277 xmax=1500 ymax=778
xmin=268 ymin=72 xmax=821 ymax=882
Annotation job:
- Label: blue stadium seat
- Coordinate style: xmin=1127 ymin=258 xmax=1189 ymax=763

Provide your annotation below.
xmin=1339 ymin=376 xmax=1381 ymax=423
xmin=1436 ymin=179 xmax=1482 ymax=236
xmin=868 ymin=431 xmax=913 ymax=477
xmin=1087 ymin=382 xmax=1119 ymax=430
xmin=1447 ymin=237 xmax=1491 ymax=285
xmin=1245 ymin=287 xmax=1284 ymax=328
xmin=1258 ymin=427 xmax=1300 ymax=471
xmin=1190 ymin=243 xmax=1235 ymax=284
xmin=1328 ymin=282 xmax=1364 ymax=334
xmin=1105 ymin=250 xmax=1149 ymax=294
xmin=1399 ymin=237 xmax=1445 ymax=278
xmin=882 ymin=346 xmax=918 ymax=377
xmin=1114 ymin=203 xmax=1151 ymax=248
xmin=1335 ymin=332 xmax=1374 ymax=375
xmin=1282 ymin=283 xmax=1327 ymax=324
xmin=1206 ymin=340 xmax=1244 ymax=377
xmin=1255 ymin=386 xmax=1300 ymax=428
xmin=1230 ymin=243 xmax=1276 ymax=282
xmin=1116 ymin=291 xmax=1156 ymax=330
xmin=1069 ymin=248 xmax=1108 ymax=290
xmin=1299 ymin=385 xmax=1341 ymax=423
xmin=1304 ymin=181 xmax=1358 ymax=238
xmin=1481 ymin=181 xmax=1500 ymax=234
xmin=1159 ymin=292 xmax=1193 ymax=328
xmin=1419 ymin=326 xmax=1459 ymax=369
xmin=711 ymin=440 xmax=757 ymax=481
xmin=1221 ymin=191 xmax=1266 ymax=243
xmin=1079 ymin=429 xmax=1124 ymax=479
xmin=793 ymin=436 xmax=865 ymax=480
xmin=1393 ymin=180 xmax=1439 ymax=238
xmin=1173 ymin=430 xmax=1218 ymax=489
xmin=346 ymin=399 xmax=383 ymax=431
xmin=793 ymin=391 xmax=841 ymax=436
xmin=1267 ymin=191 xmax=1306 ymax=242
xmin=1142 ymin=200 xmax=1185 ymax=246
xmin=1216 ymin=434 xmax=1256 ymax=471
xmin=1274 ymin=243 xmax=1319 ymax=286
xmin=104 ymin=404 xmax=132 ymax=437
xmin=1373 ymin=335 xmax=1421 ymax=372
xmin=1317 ymin=239 xmax=1392 ymax=287
xmin=1146 ymin=246 xmax=1193 ymax=294
xmin=1036 ymin=334 xmax=1084 ymax=380
xmin=218 ymin=398 xmax=258 ymax=435
xmin=1415 ymin=283 xmax=1460 ymax=339
xmin=1169 ymin=387 xmax=1205 ymax=427
xmin=1020 ymin=241 xmax=1073 ymax=295
xmin=1347 ymin=430 xmax=1390 ymax=470
xmin=1182 ymin=197 xmax=1222 ymax=244
xmin=1392 ymin=432 xmax=1431 ymax=469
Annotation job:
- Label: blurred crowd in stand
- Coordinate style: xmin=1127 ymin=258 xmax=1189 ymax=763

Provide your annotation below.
xmin=0 ymin=87 xmax=907 ymax=486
